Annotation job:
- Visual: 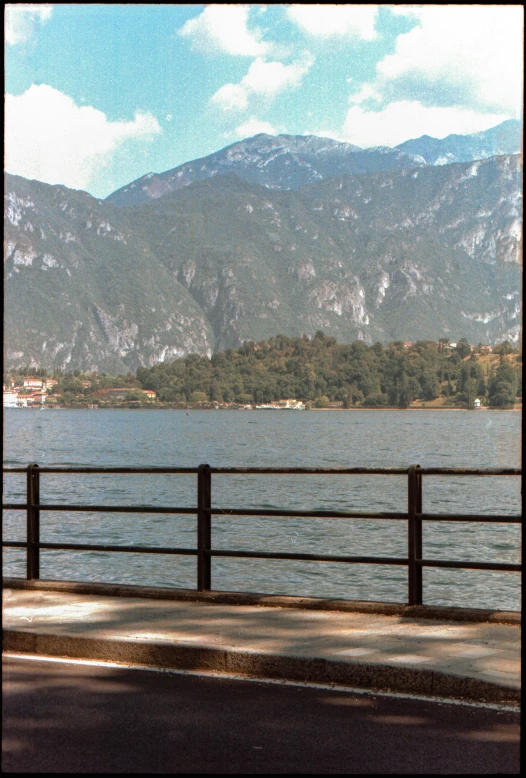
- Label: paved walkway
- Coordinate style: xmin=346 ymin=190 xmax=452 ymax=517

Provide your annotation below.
xmin=2 ymin=586 xmax=520 ymax=705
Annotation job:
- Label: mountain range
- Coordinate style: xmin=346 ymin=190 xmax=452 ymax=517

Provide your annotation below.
xmin=4 ymin=121 xmax=522 ymax=373
xmin=106 ymin=119 xmax=522 ymax=207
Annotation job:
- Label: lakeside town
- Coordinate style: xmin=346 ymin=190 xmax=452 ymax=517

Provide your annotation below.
xmin=3 ymin=337 xmax=522 ymax=411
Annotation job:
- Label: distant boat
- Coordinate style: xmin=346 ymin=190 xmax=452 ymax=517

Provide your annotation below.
xmin=255 ymin=402 xmax=305 ymax=410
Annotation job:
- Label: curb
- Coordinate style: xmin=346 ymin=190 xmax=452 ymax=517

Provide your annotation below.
xmin=3 ymin=578 xmax=521 ymax=625
xmin=3 ymin=630 xmax=520 ymax=706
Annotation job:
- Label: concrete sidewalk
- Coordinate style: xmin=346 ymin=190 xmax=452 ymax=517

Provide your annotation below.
xmin=2 ymin=585 xmax=520 ymax=706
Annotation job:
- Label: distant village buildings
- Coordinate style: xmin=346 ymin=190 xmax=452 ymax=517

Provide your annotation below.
xmin=3 ymin=389 xmax=43 ymax=407
xmin=3 ymin=382 xmax=158 ymax=407
xmin=94 ymin=388 xmax=157 ymax=401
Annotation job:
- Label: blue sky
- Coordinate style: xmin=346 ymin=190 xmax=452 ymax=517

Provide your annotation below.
xmin=5 ymin=4 xmax=523 ymax=199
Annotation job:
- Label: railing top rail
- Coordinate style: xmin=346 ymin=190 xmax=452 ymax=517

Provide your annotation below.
xmin=2 ymin=466 xmax=199 ymax=474
xmin=0 ymin=465 xmax=411 ymax=475
xmin=418 ymin=467 xmax=521 ymax=476
xmin=3 ymin=465 xmax=520 ymax=476
xmin=209 ymin=467 xmax=409 ymax=475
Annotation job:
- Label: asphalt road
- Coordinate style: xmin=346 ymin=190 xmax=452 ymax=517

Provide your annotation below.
xmin=2 ymin=655 xmax=520 ymax=774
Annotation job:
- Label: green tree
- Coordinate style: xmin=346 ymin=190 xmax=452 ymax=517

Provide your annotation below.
xmin=488 ymin=383 xmax=516 ymax=408
xmin=159 ymin=387 xmax=184 ymax=403
xmin=455 ymin=338 xmax=472 ymax=359
xmin=465 ymin=378 xmax=478 ymax=408
xmin=125 ymin=391 xmax=144 ymax=402
xmin=62 ymin=376 xmax=85 ymax=395
xmin=136 ymin=366 xmax=150 ymax=386
xmin=189 ymin=391 xmax=209 ymax=404
xmin=488 ymin=359 xmax=518 ymax=408
xmin=493 ymin=340 xmax=515 ymax=355
xmin=420 ymin=368 xmax=440 ymax=400
xmin=397 ymin=372 xmax=413 ymax=408
xmin=362 ymin=392 xmax=387 ymax=407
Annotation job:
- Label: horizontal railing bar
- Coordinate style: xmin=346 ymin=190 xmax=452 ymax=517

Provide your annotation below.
xmin=420 ymin=559 xmax=521 ymax=572
xmin=38 ymin=542 xmax=197 ymax=555
xmin=209 ymin=549 xmax=408 ymax=565
xmin=211 ymin=508 xmax=408 ymax=519
xmin=418 ymin=468 xmax=521 ymax=476
xmin=3 ymin=539 xmax=520 ymax=572
xmin=3 ymin=504 xmax=197 ymax=514
xmin=1 ymin=466 xmax=406 ymax=475
xmin=209 ymin=467 xmax=410 ymax=475
xmin=212 ymin=510 xmax=522 ymax=522
xmin=3 ymin=465 xmax=521 ymax=476
xmin=2 ymin=504 xmax=522 ymax=523
xmin=2 ymin=466 xmax=409 ymax=475
xmin=9 ymin=467 xmax=198 ymax=475
xmin=418 ymin=513 xmax=522 ymax=524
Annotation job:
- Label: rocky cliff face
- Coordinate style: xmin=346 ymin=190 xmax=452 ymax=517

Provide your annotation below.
xmin=4 ymin=151 xmax=522 ymax=372
xmin=4 ymin=176 xmax=214 ymax=373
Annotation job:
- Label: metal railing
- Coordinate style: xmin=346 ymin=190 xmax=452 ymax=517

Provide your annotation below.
xmin=2 ymin=464 xmax=522 ymax=607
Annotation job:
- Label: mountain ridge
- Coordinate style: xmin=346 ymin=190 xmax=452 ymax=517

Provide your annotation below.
xmin=396 ymin=119 xmax=522 ymax=166
xmin=105 ymin=120 xmax=521 ymax=208
xmin=4 ymin=151 xmax=521 ymax=373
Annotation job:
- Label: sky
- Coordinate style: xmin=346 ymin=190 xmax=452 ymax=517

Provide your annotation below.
xmin=5 ymin=3 xmax=524 ymax=199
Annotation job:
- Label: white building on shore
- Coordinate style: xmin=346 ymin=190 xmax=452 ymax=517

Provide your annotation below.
xmin=3 ymin=391 xmax=27 ymax=407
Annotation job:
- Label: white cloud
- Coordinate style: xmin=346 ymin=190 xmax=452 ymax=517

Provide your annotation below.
xmin=5 ymin=84 xmax=161 ymax=190
xmin=286 ymin=5 xmax=378 ymax=40
xmin=178 ymin=5 xmax=270 ymax=56
xmin=233 ymin=118 xmax=279 ymax=138
xmin=338 ymin=101 xmax=509 ymax=149
xmin=5 ymin=3 xmax=53 ymax=44
xmin=211 ymin=83 xmax=250 ymax=112
xmin=367 ymin=5 xmax=523 ymax=117
xmin=211 ymin=55 xmax=314 ymax=112
xmin=243 ymin=56 xmax=312 ymax=95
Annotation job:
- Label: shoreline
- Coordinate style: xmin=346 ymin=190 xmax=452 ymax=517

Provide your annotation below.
xmin=5 ymin=405 xmax=521 ymax=412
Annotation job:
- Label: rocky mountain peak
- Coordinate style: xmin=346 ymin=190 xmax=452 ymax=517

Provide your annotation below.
xmin=105 ymin=132 xmax=424 ymax=208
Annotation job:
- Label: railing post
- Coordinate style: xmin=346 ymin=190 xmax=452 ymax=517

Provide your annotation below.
xmin=197 ymin=464 xmax=212 ymax=591
xmin=26 ymin=463 xmax=40 ymax=580
xmin=408 ymin=464 xmax=423 ymax=605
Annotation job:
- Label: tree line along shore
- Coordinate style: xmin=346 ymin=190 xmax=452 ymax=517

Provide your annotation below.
xmin=4 ymin=333 xmax=522 ymax=410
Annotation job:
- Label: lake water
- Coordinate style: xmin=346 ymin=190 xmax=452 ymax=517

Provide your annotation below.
xmin=2 ymin=408 xmax=522 ymax=611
